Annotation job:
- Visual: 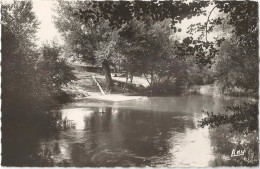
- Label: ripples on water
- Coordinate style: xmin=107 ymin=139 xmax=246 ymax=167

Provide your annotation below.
xmin=2 ymin=95 xmax=258 ymax=167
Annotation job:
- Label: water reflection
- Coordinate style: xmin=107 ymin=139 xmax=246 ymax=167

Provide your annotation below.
xmin=2 ymin=94 xmax=258 ymax=167
xmin=39 ymin=106 xmax=199 ymax=166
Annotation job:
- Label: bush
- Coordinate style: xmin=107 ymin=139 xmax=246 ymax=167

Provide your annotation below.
xmin=198 ymin=102 xmax=258 ymax=135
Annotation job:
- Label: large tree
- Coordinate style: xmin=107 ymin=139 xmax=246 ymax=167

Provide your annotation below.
xmin=2 ymin=1 xmax=76 ymax=166
xmin=54 ymin=1 xmax=121 ymax=91
xmin=55 ymin=1 xmax=258 ymax=93
xmin=54 ymin=1 xmax=210 ymax=91
xmin=2 ymin=1 xmax=75 ymax=113
xmin=2 ymin=1 xmax=40 ymax=111
xmin=116 ymin=18 xmax=185 ymax=90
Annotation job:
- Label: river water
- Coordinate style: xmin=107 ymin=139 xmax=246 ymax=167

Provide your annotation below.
xmin=3 ymin=94 xmax=258 ymax=167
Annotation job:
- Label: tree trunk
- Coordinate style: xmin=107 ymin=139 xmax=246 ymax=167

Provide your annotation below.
xmin=124 ymin=71 xmax=129 ymax=91
xmin=102 ymin=60 xmax=114 ymax=92
xmin=144 ymin=73 xmax=151 ymax=85
xmin=130 ymin=71 xmax=133 ymax=83
xmin=150 ymin=69 xmax=154 ymax=96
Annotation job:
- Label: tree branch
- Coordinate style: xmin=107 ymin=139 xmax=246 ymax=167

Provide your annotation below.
xmin=205 ymin=5 xmax=217 ymax=42
xmin=144 ymin=73 xmax=151 ymax=86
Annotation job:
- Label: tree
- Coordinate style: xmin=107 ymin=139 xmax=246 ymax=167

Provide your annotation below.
xmin=54 ymin=1 xmax=212 ymax=91
xmin=2 ymin=1 xmax=75 ymax=113
xmin=54 ymin=1 xmax=122 ymax=91
xmin=55 ymin=1 xmax=258 ymax=95
xmin=214 ymin=37 xmax=258 ymax=95
xmin=199 ymin=102 xmax=258 ymax=135
xmin=2 ymin=1 xmax=40 ymax=113
xmin=184 ymin=1 xmax=258 ymax=67
xmin=109 ymin=17 xmax=191 ymax=95
xmin=187 ymin=1 xmax=258 ymax=94
xmin=189 ymin=2 xmax=258 ymax=153
xmin=53 ymin=1 xmax=96 ymax=64
xmin=36 ymin=42 xmax=76 ymax=107
xmin=2 ymin=2 xmax=76 ymax=166
xmin=74 ymin=1 xmax=209 ymax=30
xmin=59 ymin=0 xmax=258 ymax=73
xmin=116 ymin=18 xmax=176 ymax=85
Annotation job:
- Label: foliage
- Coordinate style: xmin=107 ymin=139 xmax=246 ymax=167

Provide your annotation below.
xmin=198 ymin=102 xmax=258 ymax=135
xmin=183 ymin=1 xmax=258 ymax=95
xmin=213 ymin=37 xmax=258 ymax=95
xmin=178 ymin=1 xmax=258 ymax=68
xmin=55 ymin=0 xmax=258 ymax=71
xmin=55 ymin=2 xmax=188 ymax=91
xmin=209 ymin=125 xmax=258 ymax=166
xmin=54 ymin=1 xmax=120 ymax=65
xmin=54 ymin=1 xmax=98 ymax=64
xmin=199 ymin=102 xmax=259 ymax=166
xmin=74 ymin=1 xmax=209 ymax=30
xmin=2 ymin=3 xmax=75 ymax=166
xmin=54 ymin=1 xmax=123 ymax=90
xmin=2 ymin=1 xmax=39 ymax=111
xmin=35 ymin=43 xmax=76 ymax=107
xmin=215 ymin=1 xmax=258 ymax=47
xmin=55 ymin=1 xmax=258 ymax=95
xmin=2 ymin=1 xmax=75 ymax=113
xmin=185 ymin=56 xmax=214 ymax=86
xmin=73 ymin=1 xmax=215 ymax=67
xmin=117 ymin=18 xmax=178 ymax=84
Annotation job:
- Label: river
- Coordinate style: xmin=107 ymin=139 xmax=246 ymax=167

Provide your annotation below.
xmin=2 ymin=94 xmax=258 ymax=167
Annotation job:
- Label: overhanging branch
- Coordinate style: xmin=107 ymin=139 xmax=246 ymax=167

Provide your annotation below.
xmin=205 ymin=5 xmax=217 ymax=42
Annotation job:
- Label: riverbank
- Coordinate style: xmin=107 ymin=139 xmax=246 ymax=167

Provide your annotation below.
xmin=61 ymin=65 xmax=147 ymax=102
xmin=62 ymin=64 xmax=258 ymax=102
xmin=187 ymin=84 xmax=258 ymax=100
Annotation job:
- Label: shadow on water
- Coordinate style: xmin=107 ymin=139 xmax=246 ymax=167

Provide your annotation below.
xmin=1 ymin=94 xmax=259 ymax=167
xmin=2 ymin=108 xmax=195 ymax=167
xmin=2 ymin=111 xmax=58 ymax=166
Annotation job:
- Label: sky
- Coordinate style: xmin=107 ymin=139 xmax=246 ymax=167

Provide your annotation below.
xmin=32 ymin=0 xmax=62 ymax=45
xmin=175 ymin=4 xmax=220 ymax=41
xmin=31 ymin=1 xmax=219 ymax=46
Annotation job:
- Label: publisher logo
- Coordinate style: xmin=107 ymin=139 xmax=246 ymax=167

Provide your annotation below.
xmin=231 ymin=149 xmax=245 ymax=157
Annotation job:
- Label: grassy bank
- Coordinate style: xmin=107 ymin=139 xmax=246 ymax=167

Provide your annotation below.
xmin=188 ymin=84 xmax=258 ymax=99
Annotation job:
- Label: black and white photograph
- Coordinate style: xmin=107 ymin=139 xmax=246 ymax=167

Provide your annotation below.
xmin=1 ymin=0 xmax=259 ymax=167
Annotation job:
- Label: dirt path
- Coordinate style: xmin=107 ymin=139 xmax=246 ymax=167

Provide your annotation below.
xmin=62 ymin=65 xmax=147 ymax=101
xmin=62 ymin=68 xmax=103 ymax=99
xmin=94 ymin=73 xmax=150 ymax=88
